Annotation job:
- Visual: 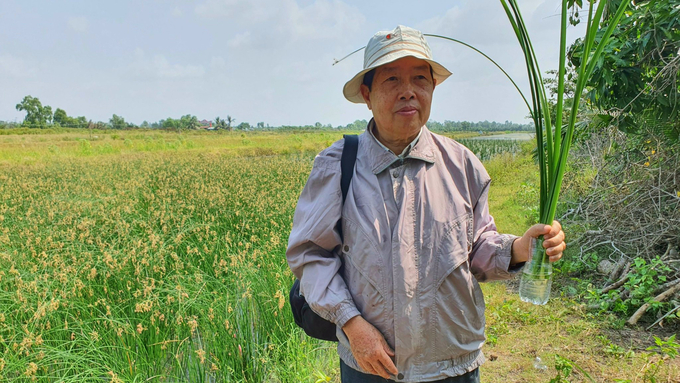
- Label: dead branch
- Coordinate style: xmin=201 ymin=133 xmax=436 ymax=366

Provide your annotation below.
xmin=627 ymin=282 xmax=680 ymax=326
xmin=646 ymin=304 xmax=680 ymax=331
xmin=601 ymin=271 xmax=630 ymax=294
xmin=608 ymin=257 xmax=629 ymax=282
xmin=654 ymin=278 xmax=680 ymax=295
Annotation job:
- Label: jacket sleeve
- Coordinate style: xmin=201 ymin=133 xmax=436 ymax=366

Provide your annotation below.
xmin=465 ymin=154 xmax=522 ymax=282
xmin=286 ymin=144 xmax=361 ymax=328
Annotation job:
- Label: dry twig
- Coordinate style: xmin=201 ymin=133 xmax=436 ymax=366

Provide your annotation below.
xmin=627 ymin=282 xmax=680 ymax=326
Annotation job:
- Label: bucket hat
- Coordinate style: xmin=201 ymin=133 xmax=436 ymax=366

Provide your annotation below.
xmin=343 ymin=25 xmax=452 ymax=104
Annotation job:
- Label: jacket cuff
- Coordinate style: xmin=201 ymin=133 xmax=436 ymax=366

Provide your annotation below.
xmin=498 ymin=234 xmax=522 ymax=275
xmin=333 ymin=304 xmax=361 ymax=329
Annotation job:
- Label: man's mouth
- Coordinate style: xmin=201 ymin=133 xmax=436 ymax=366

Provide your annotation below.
xmin=396 ymin=106 xmax=418 ymax=116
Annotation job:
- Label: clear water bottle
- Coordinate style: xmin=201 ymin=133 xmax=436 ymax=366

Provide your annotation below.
xmin=519 ymin=237 xmax=553 ymax=305
xmin=533 ymin=357 xmax=547 ymax=371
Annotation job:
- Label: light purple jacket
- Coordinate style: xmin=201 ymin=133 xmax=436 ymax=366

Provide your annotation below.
xmin=286 ymin=123 xmax=519 ymax=381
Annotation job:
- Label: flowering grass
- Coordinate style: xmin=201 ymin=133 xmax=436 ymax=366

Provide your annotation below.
xmin=0 ymin=146 xmax=334 ymax=381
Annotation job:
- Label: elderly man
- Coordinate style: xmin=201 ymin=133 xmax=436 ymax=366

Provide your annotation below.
xmin=286 ymin=25 xmax=566 ymax=382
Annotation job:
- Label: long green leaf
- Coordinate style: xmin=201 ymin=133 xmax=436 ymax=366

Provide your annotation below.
xmin=552 ymin=0 xmax=569 ymax=177
xmin=502 ymin=0 xmax=553 ymax=221
xmin=545 ymin=0 xmax=631 ymax=223
xmin=510 ymin=0 xmax=556 ymax=218
xmin=500 ymin=0 xmax=548 ymax=220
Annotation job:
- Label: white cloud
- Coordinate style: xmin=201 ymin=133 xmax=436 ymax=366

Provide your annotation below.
xmin=172 ymin=6 xmax=183 ymax=17
xmin=195 ymin=0 xmax=278 ymax=23
xmin=0 ymin=54 xmax=37 ymax=78
xmin=129 ymin=48 xmax=205 ymax=79
xmin=416 ymin=0 xmax=522 ymax=47
xmin=195 ymin=0 xmax=365 ymax=47
xmin=227 ymin=31 xmax=252 ymax=48
xmin=210 ymin=57 xmax=226 ymax=69
xmin=67 ymin=16 xmax=89 ymax=32
xmin=281 ymin=0 xmax=364 ymax=41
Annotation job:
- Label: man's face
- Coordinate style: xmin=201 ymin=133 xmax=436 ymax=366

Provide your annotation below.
xmin=360 ymin=56 xmax=436 ymax=138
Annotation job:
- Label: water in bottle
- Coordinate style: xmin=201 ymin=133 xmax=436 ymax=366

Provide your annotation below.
xmin=519 ymin=237 xmax=553 ymax=305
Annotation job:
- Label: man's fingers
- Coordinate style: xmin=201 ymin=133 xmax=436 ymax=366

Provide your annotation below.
xmin=345 ymin=316 xmax=398 ymax=379
xmin=378 ymin=349 xmax=398 ymax=375
xmin=526 ymin=223 xmax=551 ymax=239
xmin=543 ymin=230 xmax=565 ymax=249
xmin=379 ymin=339 xmax=398 ymax=375
xmin=544 ymin=220 xmax=562 ymax=239
xmin=358 ymin=360 xmax=376 ymax=376
xmin=382 ymin=341 xmax=395 ymax=357
xmin=369 ymin=359 xmax=391 ymax=379
xmin=547 ymin=242 xmax=566 ymax=257
xmin=549 ymin=220 xmax=562 ymax=235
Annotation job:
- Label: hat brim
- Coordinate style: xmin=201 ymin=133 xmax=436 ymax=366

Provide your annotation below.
xmin=342 ymin=54 xmax=452 ymax=104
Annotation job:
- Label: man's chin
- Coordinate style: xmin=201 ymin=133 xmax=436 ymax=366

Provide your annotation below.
xmin=395 ymin=121 xmax=425 ymax=133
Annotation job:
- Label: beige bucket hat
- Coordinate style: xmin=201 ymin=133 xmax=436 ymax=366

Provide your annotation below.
xmin=343 ymin=25 xmax=452 ymax=104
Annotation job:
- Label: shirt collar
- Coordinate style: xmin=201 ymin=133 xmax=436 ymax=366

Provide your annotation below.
xmin=364 ymin=119 xmax=436 ymax=174
xmin=368 ymin=122 xmax=422 ymax=158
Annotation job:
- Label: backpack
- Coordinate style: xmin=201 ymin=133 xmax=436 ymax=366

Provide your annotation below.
xmin=288 ymin=134 xmax=358 ymax=342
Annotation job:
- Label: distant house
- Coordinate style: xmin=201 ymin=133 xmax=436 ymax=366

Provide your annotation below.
xmin=197 ymin=119 xmax=214 ymax=130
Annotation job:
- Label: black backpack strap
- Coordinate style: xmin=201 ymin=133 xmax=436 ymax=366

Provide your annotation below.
xmin=338 ymin=134 xmax=358 ymax=241
xmin=289 ymin=134 xmax=359 ymax=342
xmin=340 ymin=134 xmax=358 ymax=204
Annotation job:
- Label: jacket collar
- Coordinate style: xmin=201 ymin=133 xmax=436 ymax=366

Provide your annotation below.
xmin=364 ymin=118 xmax=437 ymax=174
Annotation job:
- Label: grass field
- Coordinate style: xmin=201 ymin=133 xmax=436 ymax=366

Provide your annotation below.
xmin=0 ymin=129 xmax=677 ymax=382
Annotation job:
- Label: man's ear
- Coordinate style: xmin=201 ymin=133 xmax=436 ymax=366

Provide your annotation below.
xmin=360 ymin=84 xmax=372 ymax=110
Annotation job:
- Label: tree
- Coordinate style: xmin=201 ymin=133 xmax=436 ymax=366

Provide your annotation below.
xmin=161 ymin=118 xmax=178 ymax=130
xmin=53 ymin=108 xmax=68 ymax=126
xmin=75 ymin=116 xmax=88 ymax=129
xmin=15 ymin=95 xmax=53 ymax=128
xmin=569 ymin=0 xmax=680 ymax=142
xmin=51 ymin=108 xmax=88 ymax=128
xmin=236 ymin=122 xmax=250 ymax=131
xmin=179 ymin=114 xmax=200 ymax=130
xmin=215 ymin=117 xmax=228 ymax=130
xmin=226 ymin=115 xmax=234 ymax=130
xmin=110 ymin=114 xmax=127 ymax=130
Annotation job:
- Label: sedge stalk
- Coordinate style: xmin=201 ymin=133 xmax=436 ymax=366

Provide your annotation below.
xmin=500 ymin=0 xmax=629 ymax=303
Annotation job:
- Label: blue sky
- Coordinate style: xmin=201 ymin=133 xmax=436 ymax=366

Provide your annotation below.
xmin=0 ymin=0 xmax=586 ymax=127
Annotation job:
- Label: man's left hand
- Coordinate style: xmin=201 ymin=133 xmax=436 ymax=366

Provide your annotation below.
xmin=511 ymin=220 xmax=566 ymax=265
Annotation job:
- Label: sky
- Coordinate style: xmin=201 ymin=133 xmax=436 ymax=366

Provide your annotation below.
xmin=0 ymin=0 xmax=587 ymax=127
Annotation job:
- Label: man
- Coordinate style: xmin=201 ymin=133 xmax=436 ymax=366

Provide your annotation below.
xmin=286 ymin=25 xmax=566 ymax=382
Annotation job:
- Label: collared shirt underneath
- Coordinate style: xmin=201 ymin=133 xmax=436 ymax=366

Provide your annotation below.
xmin=368 ymin=121 xmax=423 ymax=208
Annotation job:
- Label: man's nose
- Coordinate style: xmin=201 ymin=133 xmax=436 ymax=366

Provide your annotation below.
xmin=399 ymin=81 xmax=416 ymax=100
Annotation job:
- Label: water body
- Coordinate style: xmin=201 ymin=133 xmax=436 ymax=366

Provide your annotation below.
xmin=471 ymin=132 xmax=535 ymax=141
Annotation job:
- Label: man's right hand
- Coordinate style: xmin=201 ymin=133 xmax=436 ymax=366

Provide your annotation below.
xmin=342 ymin=316 xmax=398 ymax=379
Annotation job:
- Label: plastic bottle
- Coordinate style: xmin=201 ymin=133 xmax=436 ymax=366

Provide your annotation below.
xmin=533 ymin=356 xmax=547 ymax=371
xmin=519 ymin=237 xmax=553 ymax=305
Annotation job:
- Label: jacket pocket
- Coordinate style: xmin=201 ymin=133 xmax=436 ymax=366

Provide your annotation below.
xmin=429 ymin=213 xmax=486 ymax=357
xmin=340 ymin=218 xmax=388 ymax=328
xmin=431 ymin=213 xmax=472 ymax=287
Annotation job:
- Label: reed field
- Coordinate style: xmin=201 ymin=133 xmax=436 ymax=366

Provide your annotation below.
xmin=1 ymin=129 xmax=677 ymax=382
